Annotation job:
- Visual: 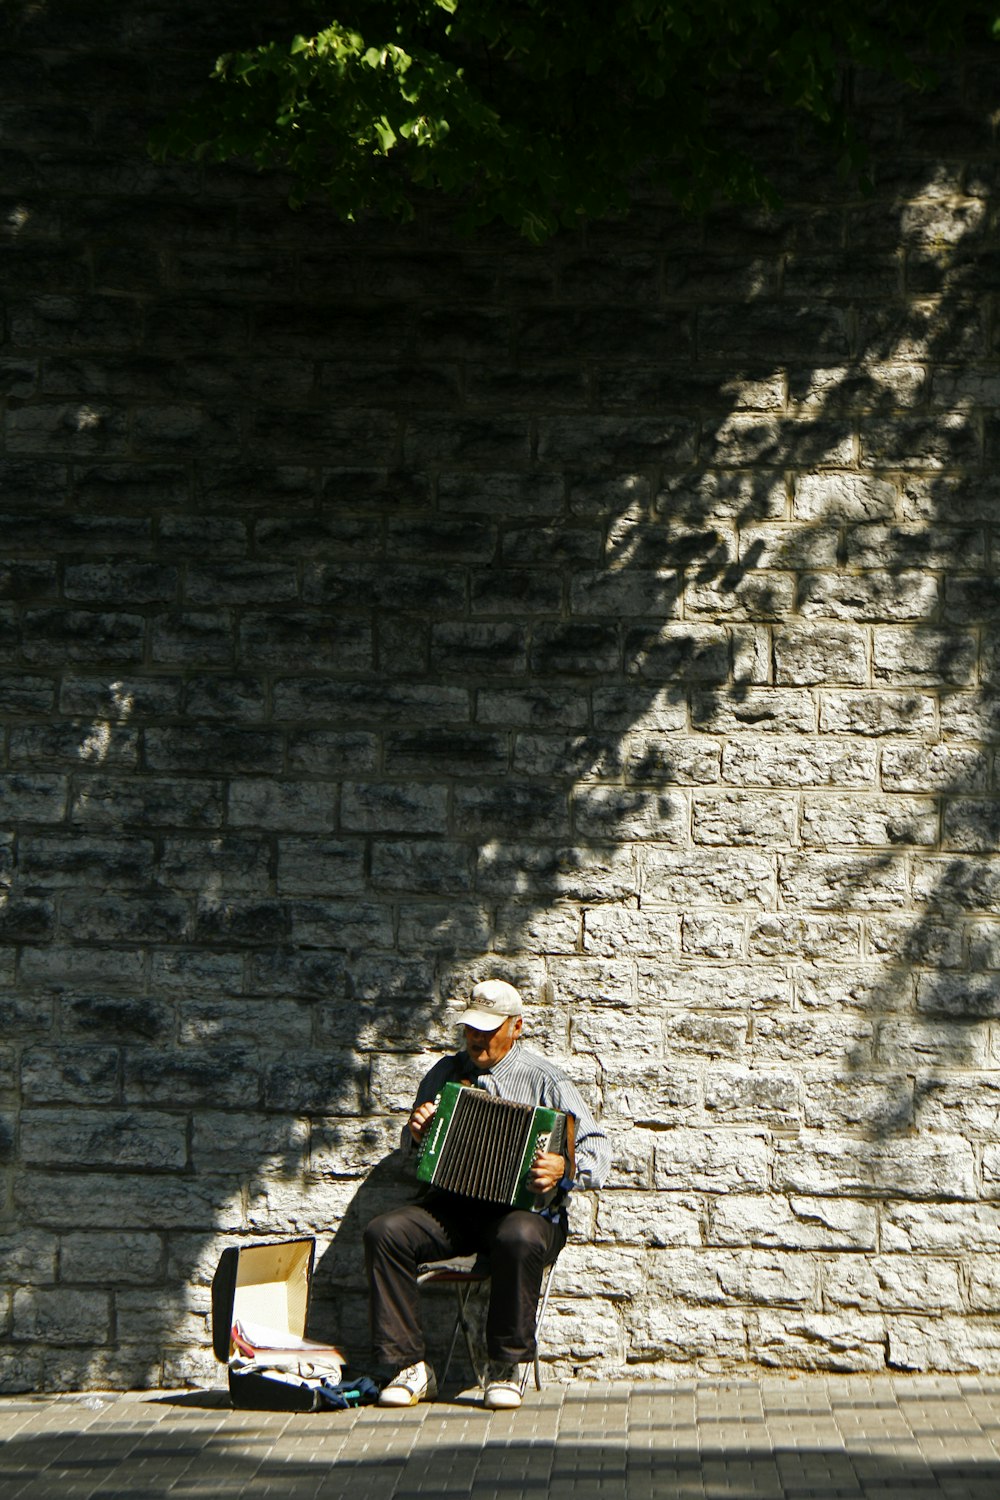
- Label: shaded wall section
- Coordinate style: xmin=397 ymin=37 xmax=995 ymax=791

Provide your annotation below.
xmin=2 ymin=5 xmax=1000 ymax=1389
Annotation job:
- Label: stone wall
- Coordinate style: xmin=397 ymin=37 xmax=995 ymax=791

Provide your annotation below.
xmin=2 ymin=5 xmax=1000 ymax=1389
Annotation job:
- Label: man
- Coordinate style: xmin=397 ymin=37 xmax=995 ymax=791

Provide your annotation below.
xmin=364 ymin=978 xmax=611 ymax=1411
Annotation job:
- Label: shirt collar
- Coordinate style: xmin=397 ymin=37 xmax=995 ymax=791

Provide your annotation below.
xmin=488 ymin=1039 xmax=522 ymax=1084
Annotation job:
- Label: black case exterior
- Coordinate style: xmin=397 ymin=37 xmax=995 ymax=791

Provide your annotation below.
xmin=211 ymin=1238 xmax=321 ymax=1412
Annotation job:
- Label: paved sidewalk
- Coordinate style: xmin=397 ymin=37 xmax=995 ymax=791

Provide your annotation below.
xmin=1 ymin=1375 xmax=999 ymax=1499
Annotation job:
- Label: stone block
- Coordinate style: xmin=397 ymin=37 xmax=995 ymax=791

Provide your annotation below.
xmin=793 ymin=473 xmax=896 ymax=521
xmin=386 ymin=726 xmax=509 ymax=774
xmin=723 ymin=737 xmax=877 ymax=786
xmin=595 ymin=1191 xmax=702 ymax=1248
xmin=573 ymin=786 xmax=686 ymax=842
xmin=146 ymin=725 xmax=285 ymax=776
xmin=371 ymin=839 xmax=474 ymax=895
xmin=403 ymin=412 xmax=527 ymax=466
xmin=773 ymin=625 xmax=868 ymax=686
xmin=878 ymin=1017 xmax=990 ymax=1069
xmin=583 ymin=906 xmax=680 ymax=959
xmin=17 ymin=1170 xmax=244 ymax=1232
xmin=624 ymin=625 xmax=731 ymax=686
xmin=59 ymin=891 xmax=191 ymax=944
xmin=778 ymin=853 xmax=910 ymax=910
xmin=0 ymin=772 xmax=68 ymax=822
xmin=648 ymin=1248 xmax=818 ymax=1308
xmin=888 ymin=1317 xmax=1000 ymax=1375
xmin=641 ymin=848 xmax=774 ymax=907
xmin=530 ymin=623 xmax=620 ymax=675
xmin=647 ymin=963 xmax=788 ymax=1011
xmin=684 ymin=571 xmax=796 ymax=621
xmin=748 ymin=914 xmax=861 ymax=962
xmin=455 ymin=782 xmax=571 ymax=838
xmin=774 ymin=1133 xmax=975 ymax=1200
xmin=399 ymin=900 xmax=493 ymax=953
xmin=611 ymin=729 xmax=721 ymax=786
xmin=629 ymin=1304 xmax=747 ymax=1364
xmin=602 ymin=1064 xmax=700 ymax=1125
xmin=190 ymin=1113 xmax=309 ymax=1172
xmin=887 ymin=741 xmax=989 ymax=792
xmin=693 ymin=791 xmax=797 ymax=846
xmin=819 ymin=690 xmax=936 ymax=736
xmin=749 ymin=1311 xmax=886 ymax=1372
xmin=882 ymin=1201 xmax=1000 ymax=1254
xmin=595 ymin=686 xmax=687 ymax=733
xmin=912 ymin=855 xmax=1000 ymax=910
xmin=240 ymin=612 xmax=372 ymax=671
xmin=247 ymin=948 xmax=347 ymax=1000
xmin=801 ymin=1071 xmax=914 ymax=1131
xmin=570 ymin=1006 xmax=661 ymax=1057
xmin=916 ymin=971 xmax=1000 ymax=1018
xmin=21 ymin=946 xmax=147 ymax=993
xmin=125 ymin=1046 xmax=261 ymax=1108
xmin=229 ymin=778 xmax=338 ymax=832
xmin=59 ymin=1232 xmax=163 ymax=1285
xmin=512 ymin=731 xmax=625 ymax=781
xmin=692 ymin=688 xmax=816 ymax=734
xmin=800 ymin=793 xmax=938 ymax=848
xmin=21 ymin=1110 xmax=186 ymax=1170
xmin=263 ymin=1057 xmax=366 ymax=1115
xmin=867 ymin=916 xmax=964 ymax=968
xmin=681 ymin=912 xmax=746 ymax=958
xmin=0 ymin=1229 xmax=58 ymax=1283
xmin=274 ymin=839 xmax=365 ymax=897
xmin=310 ymin=1116 xmax=407 ymax=1178
xmin=752 ymin=1015 xmax=875 ymax=1066
xmin=150 ymin=949 xmax=245 ymax=996
xmin=704 ymin=1067 xmax=800 ymax=1124
xmin=346 ymin=955 xmax=434 ymax=1003
xmin=59 ymin=996 xmax=172 ymax=1044
xmin=799 ymin=571 xmax=939 ymax=622
xmin=556 ymin=1244 xmax=645 ymax=1300
xmin=943 ymin=799 xmax=1000 ymax=853
xmin=158 ymin=835 xmax=270 ymax=893
xmin=274 ymin=678 xmax=470 ymax=726
xmin=181 ymin=674 xmax=267 ymax=721
xmin=21 ymin=1046 xmax=119 ymax=1105
xmin=571 ymin=570 xmax=682 ymax=619
xmin=12 ymin=1287 xmax=110 ymax=1345
xmin=708 ymin=1195 xmax=877 ymax=1251
xmin=873 ymin=627 xmax=977 ymax=686
xmin=914 ymin=1071 xmax=1000 ymax=1136
xmin=654 ymin=1129 xmax=769 ymax=1193
xmin=194 ymin=896 xmax=293 ymax=946
xmin=966 ymin=1255 xmax=1000 ymax=1312
xmin=60 ymin=673 xmax=182 ymax=719
xmin=179 ymin=998 xmax=311 ymax=1050
xmin=10 ymin=722 xmax=140 ymax=771
xmin=477 ymin=842 xmax=636 ymax=901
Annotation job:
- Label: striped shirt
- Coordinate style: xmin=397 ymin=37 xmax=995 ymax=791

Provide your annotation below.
xmin=410 ymin=1041 xmax=611 ymax=1195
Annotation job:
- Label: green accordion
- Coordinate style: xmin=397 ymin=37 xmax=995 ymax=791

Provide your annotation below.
xmin=416 ymin=1081 xmax=567 ymax=1210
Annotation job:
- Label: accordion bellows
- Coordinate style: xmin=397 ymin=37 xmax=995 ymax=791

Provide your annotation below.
xmin=417 ymin=1081 xmax=567 ymax=1209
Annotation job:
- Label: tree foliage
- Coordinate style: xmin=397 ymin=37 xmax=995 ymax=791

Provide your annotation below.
xmin=151 ymin=0 xmax=996 ymax=240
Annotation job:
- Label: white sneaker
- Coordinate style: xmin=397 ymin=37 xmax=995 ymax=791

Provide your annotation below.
xmin=484 ymin=1361 xmax=522 ymax=1410
xmin=377 ymin=1361 xmax=438 ymax=1408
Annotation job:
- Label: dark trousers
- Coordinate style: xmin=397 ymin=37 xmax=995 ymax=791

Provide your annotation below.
xmin=364 ymin=1191 xmax=567 ymax=1368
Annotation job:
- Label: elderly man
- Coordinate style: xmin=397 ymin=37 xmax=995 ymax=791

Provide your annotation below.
xmin=364 ymin=979 xmax=611 ymax=1410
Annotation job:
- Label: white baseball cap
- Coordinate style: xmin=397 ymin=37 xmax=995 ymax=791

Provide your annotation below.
xmin=459 ymin=979 xmax=523 ymax=1031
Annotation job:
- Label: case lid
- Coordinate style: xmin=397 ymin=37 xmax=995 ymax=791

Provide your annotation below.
xmin=211 ymin=1238 xmax=315 ymax=1364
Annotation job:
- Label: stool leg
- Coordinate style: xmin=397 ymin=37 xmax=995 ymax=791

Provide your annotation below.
xmin=522 ymin=1261 xmax=556 ymax=1394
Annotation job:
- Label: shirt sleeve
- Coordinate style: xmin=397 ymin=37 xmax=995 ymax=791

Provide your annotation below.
xmin=543 ymin=1074 xmax=612 ymax=1192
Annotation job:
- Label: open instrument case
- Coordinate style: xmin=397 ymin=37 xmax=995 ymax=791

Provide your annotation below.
xmin=211 ymin=1237 xmax=345 ymax=1411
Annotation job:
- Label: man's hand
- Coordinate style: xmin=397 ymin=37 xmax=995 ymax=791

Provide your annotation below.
xmin=528 ymin=1150 xmax=567 ymax=1195
xmin=408 ymin=1100 xmax=436 ymax=1144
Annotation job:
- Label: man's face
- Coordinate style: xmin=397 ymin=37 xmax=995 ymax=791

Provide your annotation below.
xmin=464 ymin=1016 xmax=521 ymax=1070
